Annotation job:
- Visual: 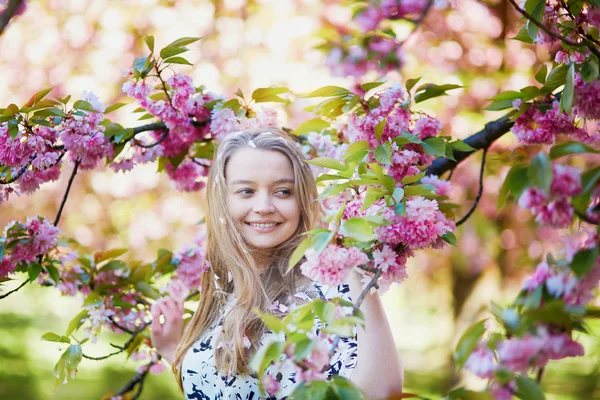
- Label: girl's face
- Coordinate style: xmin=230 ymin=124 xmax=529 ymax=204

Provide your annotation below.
xmin=225 ymin=148 xmax=301 ymax=250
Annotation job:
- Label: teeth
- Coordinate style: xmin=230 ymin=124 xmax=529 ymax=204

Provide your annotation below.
xmin=249 ymin=223 xmax=278 ymax=228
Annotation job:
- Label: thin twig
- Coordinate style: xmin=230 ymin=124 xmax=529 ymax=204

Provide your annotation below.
xmin=82 ymin=322 xmax=150 ymax=361
xmin=0 ymin=279 xmax=28 ymax=299
xmin=536 ymin=366 xmax=545 ymax=384
xmin=575 ymin=209 xmax=599 ymax=225
xmin=115 ymin=358 xmax=155 ymax=397
xmin=506 ymin=0 xmax=600 ymax=59
xmin=401 ymin=0 xmax=434 ymax=44
xmin=133 ymin=129 xmax=169 ymax=148
xmin=0 ymin=0 xmax=24 ymax=36
xmin=53 ymin=159 xmax=81 ymax=226
xmin=192 ymin=158 xmax=211 ymax=168
xmin=328 ymin=269 xmax=382 ymax=356
xmin=455 ymin=148 xmax=488 ymax=227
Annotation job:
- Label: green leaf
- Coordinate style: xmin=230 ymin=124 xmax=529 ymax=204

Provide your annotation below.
xmin=526 ymin=1 xmax=545 ymax=41
xmin=341 ymin=218 xmax=375 ymax=242
xmin=527 ymin=153 xmax=553 ymax=194
xmin=28 ymin=263 xmax=42 ymax=282
xmin=104 ymin=102 xmax=127 ymax=114
xmin=535 ymin=64 xmax=548 ymax=84
xmin=442 ymin=231 xmax=458 ymax=246
xmin=515 ymin=375 xmax=546 ymax=400
xmin=329 ymin=376 xmax=366 ymax=400
xmin=360 ymin=78 xmax=386 ymax=92
xmin=23 ymin=87 xmax=55 ymax=108
xmin=311 ymin=231 xmax=335 ymax=253
xmin=72 ymin=100 xmax=97 ymax=112
xmin=159 ymin=46 xmax=188 ymax=60
xmin=165 ymin=36 xmax=202 ymax=48
xmin=144 ymin=35 xmax=155 ymax=52
xmin=290 ymin=380 xmax=330 ymax=400
xmin=561 ymin=63 xmax=575 ymax=113
xmin=294 ymin=118 xmax=329 ymax=135
xmin=374 ymin=118 xmax=386 ymax=143
xmin=83 ymin=292 xmax=104 ymax=307
xmin=66 ymin=310 xmax=89 ymax=336
xmin=94 ymin=248 xmax=128 ymax=264
xmin=53 ymin=344 xmax=83 ymax=387
xmin=163 ymin=56 xmax=192 ymax=65
xmin=421 ymin=137 xmax=447 ymax=157
xmin=450 ymin=140 xmax=475 ymax=152
xmin=252 ymin=87 xmax=291 ymax=103
xmin=402 ymin=171 xmax=426 ymax=185
xmin=343 ymin=140 xmax=370 ymax=160
xmin=361 ymin=187 xmax=387 ymax=210
xmin=288 ymin=237 xmax=312 ymax=270
xmin=512 ymin=25 xmax=534 ymax=43
xmin=42 ymin=332 xmax=71 ymax=344
xmin=254 ymin=309 xmax=286 ymax=333
xmin=498 ymin=165 xmax=529 ymax=210
xmin=2 ymin=103 xmax=19 ymax=117
xmin=414 ymin=84 xmax=462 ymax=103
xmin=550 ymin=141 xmax=600 ymax=159
xmin=571 ymin=247 xmax=599 ymax=278
xmin=374 ymin=142 xmax=392 ymax=164
xmin=403 ymin=185 xmax=437 ymax=198
xmin=405 ymin=77 xmax=422 ymax=92
xmin=46 ymin=264 xmax=60 ymax=284
xmin=394 ymin=199 xmax=406 ymax=216
xmin=304 ymin=86 xmax=350 ymax=98
xmin=453 ymin=319 xmax=486 ymax=367
xmin=135 ymin=281 xmax=160 ymax=299
xmin=580 ymin=55 xmax=600 ymax=83
xmin=306 ymin=156 xmax=347 ymax=171
xmin=544 ymin=64 xmax=569 ymax=91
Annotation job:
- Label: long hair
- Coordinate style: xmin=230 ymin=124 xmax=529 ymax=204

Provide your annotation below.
xmin=172 ymin=127 xmax=319 ymax=385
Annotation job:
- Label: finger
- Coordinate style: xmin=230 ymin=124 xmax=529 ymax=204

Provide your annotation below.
xmin=151 ymin=303 xmax=163 ymax=336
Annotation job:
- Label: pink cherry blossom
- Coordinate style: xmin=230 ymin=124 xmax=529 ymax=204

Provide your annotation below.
xmin=300 ymin=245 xmax=369 ymax=286
xmin=421 ymin=175 xmax=452 ymax=196
xmin=261 ymin=373 xmax=280 ymax=396
xmin=413 ymin=117 xmax=442 ymax=140
xmin=511 ymin=101 xmax=586 ymax=145
xmin=210 ymin=108 xmax=240 ymax=141
xmin=165 ymin=161 xmax=208 ymax=192
xmin=173 ymin=242 xmax=210 ymax=291
xmin=523 ymin=261 xmax=552 ymax=291
xmin=534 ymin=197 xmax=574 ymax=228
xmin=464 ymin=344 xmax=496 ymax=379
xmin=375 ymin=197 xmax=453 ymax=249
xmin=573 ymin=73 xmax=600 ymax=120
xmin=551 ymin=164 xmax=581 ymax=197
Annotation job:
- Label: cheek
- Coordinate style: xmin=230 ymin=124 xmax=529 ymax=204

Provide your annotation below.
xmin=279 ymin=200 xmax=301 ymax=223
xmin=227 ymin=196 xmax=249 ymax=219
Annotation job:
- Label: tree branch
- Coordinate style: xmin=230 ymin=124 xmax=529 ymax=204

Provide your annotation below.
xmin=426 ymin=115 xmax=513 ymax=177
xmin=0 ymin=279 xmax=28 ymax=299
xmin=506 ymin=0 xmax=600 ymax=59
xmin=0 ymin=0 xmax=24 ymax=36
xmin=53 ymin=159 xmax=81 ymax=226
xmin=575 ymin=208 xmax=599 ymax=225
xmin=455 ymin=147 xmax=488 ymax=226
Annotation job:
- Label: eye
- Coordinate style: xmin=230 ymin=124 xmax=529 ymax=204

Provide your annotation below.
xmin=236 ymin=188 xmax=254 ymax=196
xmin=276 ymin=188 xmax=292 ymax=197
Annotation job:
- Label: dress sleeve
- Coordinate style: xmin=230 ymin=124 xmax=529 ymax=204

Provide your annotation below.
xmin=313 ymin=282 xmax=359 ymax=380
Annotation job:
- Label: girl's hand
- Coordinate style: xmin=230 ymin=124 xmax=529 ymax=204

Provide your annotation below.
xmin=151 ymin=297 xmax=184 ymax=363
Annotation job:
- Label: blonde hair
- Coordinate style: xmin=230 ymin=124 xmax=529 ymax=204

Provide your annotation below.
xmin=173 ymin=127 xmax=319 ymax=385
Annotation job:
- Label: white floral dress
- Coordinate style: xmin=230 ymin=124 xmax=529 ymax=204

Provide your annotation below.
xmin=181 ymin=283 xmax=358 ymax=399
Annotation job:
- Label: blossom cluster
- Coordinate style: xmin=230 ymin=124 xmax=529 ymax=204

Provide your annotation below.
xmin=511 ymin=101 xmax=586 ymax=145
xmin=325 ymin=36 xmax=405 ymax=78
xmin=0 ymin=216 xmax=60 ymax=278
xmin=518 ymin=163 xmax=581 ymax=228
xmin=345 ymin=85 xmax=443 ymax=181
xmin=301 ymin=245 xmax=369 ymax=286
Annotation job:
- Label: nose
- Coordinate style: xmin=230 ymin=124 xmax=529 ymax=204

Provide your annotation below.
xmin=253 ymin=192 xmax=276 ymax=214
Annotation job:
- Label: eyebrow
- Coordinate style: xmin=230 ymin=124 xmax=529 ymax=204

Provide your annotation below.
xmin=229 ymin=178 xmax=295 ymax=185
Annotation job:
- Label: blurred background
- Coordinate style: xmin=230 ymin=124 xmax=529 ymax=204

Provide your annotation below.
xmin=0 ymin=0 xmax=599 ymax=398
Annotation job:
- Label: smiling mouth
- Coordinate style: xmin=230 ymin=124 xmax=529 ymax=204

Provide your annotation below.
xmin=245 ymin=222 xmax=281 ymax=228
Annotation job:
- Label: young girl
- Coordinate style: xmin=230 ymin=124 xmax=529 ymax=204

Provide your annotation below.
xmin=151 ymin=128 xmax=403 ymax=399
